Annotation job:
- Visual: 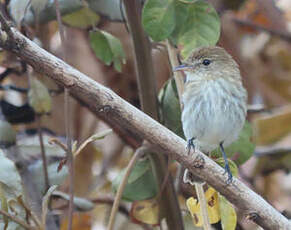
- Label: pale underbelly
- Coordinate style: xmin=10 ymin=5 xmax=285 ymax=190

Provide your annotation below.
xmin=181 ymin=91 xmax=245 ymax=152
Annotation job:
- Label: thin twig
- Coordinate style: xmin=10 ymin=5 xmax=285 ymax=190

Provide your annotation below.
xmin=255 ymin=145 xmax=291 ymax=157
xmin=74 ymin=129 xmax=112 ymax=157
xmin=0 ymin=209 xmax=35 ymax=230
xmin=165 ymin=40 xmax=184 ymax=192
xmin=123 ymin=1 xmax=183 ymax=229
xmin=195 ymin=184 xmax=211 ymax=230
xmin=53 ymin=1 xmax=74 ymax=230
xmin=36 ymin=115 xmax=50 ymax=192
xmin=17 ymin=197 xmax=42 ymax=229
xmin=166 ymin=40 xmax=184 ymax=98
xmin=49 ymin=138 xmax=68 ymax=153
xmin=107 ymin=146 xmax=146 ymax=230
xmin=27 ymin=65 xmax=50 ymax=193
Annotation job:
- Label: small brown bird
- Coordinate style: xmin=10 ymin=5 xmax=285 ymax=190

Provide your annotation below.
xmin=174 ymin=46 xmax=247 ymax=183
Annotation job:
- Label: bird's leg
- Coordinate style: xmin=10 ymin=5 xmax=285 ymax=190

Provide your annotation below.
xmin=187 ymin=137 xmax=195 ymax=155
xmin=184 ymin=137 xmax=204 ymax=184
xmin=219 ymin=142 xmax=232 ymax=184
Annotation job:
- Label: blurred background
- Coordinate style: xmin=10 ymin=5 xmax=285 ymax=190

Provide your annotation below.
xmin=1 ymin=0 xmax=291 ymax=229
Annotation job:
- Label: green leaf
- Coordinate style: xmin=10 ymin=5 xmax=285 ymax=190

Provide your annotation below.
xmin=212 ymin=121 xmax=255 ymax=165
xmin=89 ymin=29 xmax=126 ymax=72
xmin=105 ymin=31 xmax=126 ymax=72
xmin=142 ymin=0 xmax=176 ymax=41
xmin=168 ymin=1 xmax=189 ymax=45
xmin=172 ymin=0 xmax=220 ymax=58
xmin=218 ymin=194 xmax=237 ymax=230
xmin=142 ymin=0 xmax=220 ymax=56
xmin=89 ymin=30 xmax=113 ymax=65
xmin=158 ymin=78 xmax=185 ymax=138
xmin=112 ymin=159 xmax=158 ymax=201
xmin=28 ymin=76 xmax=52 ymax=114
xmin=62 ymin=6 xmax=100 ymax=29
xmin=0 ymin=150 xmax=26 ymax=230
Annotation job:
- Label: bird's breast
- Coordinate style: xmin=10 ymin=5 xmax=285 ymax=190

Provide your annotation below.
xmin=181 ymin=78 xmax=247 ymax=152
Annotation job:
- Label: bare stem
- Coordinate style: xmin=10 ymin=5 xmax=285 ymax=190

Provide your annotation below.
xmin=0 ymin=209 xmax=35 ymax=230
xmin=17 ymin=198 xmax=42 ymax=229
xmin=107 ymin=146 xmax=146 ymax=230
xmin=195 ymin=184 xmax=211 ymax=230
xmin=123 ymin=1 xmax=183 ymax=229
xmin=165 ymin=40 xmax=184 ymax=99
xmin=36 ymin=115 xmax=50 ymax=192
xmin=53 ymin=1 xmax=74 ymax=230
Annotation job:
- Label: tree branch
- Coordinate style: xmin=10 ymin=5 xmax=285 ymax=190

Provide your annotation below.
xmin=0 ymin=24 xmax=290 ymax=230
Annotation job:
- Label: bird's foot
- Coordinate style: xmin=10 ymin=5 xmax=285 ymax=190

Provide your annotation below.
xmin=186 ymin=137 xmax=195 ymax=155
xmin=223 ymin=162 xmax=233 ymax=185
xmin=220 ymin=142 xmax=233 ymax=185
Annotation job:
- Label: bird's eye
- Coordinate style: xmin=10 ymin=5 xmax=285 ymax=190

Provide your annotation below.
xmin=202 ymin=59 xmax=211 ymax=66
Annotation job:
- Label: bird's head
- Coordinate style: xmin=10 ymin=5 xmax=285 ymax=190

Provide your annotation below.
xmin=174 ymin=46 xmax=240 ymax=82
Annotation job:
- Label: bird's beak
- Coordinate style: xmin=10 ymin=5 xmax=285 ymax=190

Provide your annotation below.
xmin=173 ymin=64 xmax=192 ymax=72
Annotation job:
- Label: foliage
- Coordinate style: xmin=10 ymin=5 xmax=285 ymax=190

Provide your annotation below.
xmin=2 ymin=0 xmax=291 ymax=229
xmin=112 ymin=158 xmax=158 ymax=201
xmin=186 ymin=187 xmax=220 ymax=226
xmin=0 ymin=150 xmax=26 ymax=230
xmin=62 ymin=6 xmax=100 ymax=29
xmin=89 ymin=29 xmax=126 ymax=72
xmin=159 ymin=78 xmax=184 ymax=138
xmin=142 ymin=0 xmax=220 ymax=58
xmin=28 ymin=76 xmax=52 ymax=115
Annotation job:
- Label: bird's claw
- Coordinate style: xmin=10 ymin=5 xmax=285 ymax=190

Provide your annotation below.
xmin=220 ymin=142 xmax=233 ymax=185
xmin=187 ymin=137 xmax=195 ymax=154
xmin=223 ymin=164 xmax=233 ymax=185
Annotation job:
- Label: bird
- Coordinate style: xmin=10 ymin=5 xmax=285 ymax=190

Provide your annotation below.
xmin=174 ymin=46 xmax=247 ymax=183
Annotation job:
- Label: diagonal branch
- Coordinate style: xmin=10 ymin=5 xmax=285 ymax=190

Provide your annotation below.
xmin=0 ymin=23 xmax=290 ymax=230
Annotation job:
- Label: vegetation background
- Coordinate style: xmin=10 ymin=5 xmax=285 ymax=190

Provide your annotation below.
xmin=1 ymin=0 xmax=291 ymax=229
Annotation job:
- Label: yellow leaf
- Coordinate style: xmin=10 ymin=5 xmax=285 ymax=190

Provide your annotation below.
xmin=186 ymin=187 xmax=220 ymax=226
xmin=218 ymin=194 xmax=237 ymax=230
xmin=131 ymin=198 xmax=160 ymax=225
